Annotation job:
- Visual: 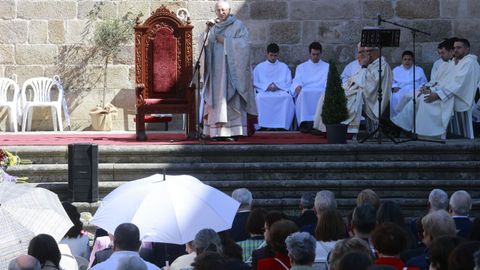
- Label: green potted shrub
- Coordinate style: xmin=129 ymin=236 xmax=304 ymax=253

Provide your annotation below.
xmin=321 ymin=61 xmax=349 ymax=144
xmin=84 ymin=2 xmax=141 ymax=131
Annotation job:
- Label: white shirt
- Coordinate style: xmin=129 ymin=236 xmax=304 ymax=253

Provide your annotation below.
xmin=291 ymin=59 xmax=329 ymax=95
xmin=91 ymin=250 xmax=161 ymax=270
xmin=431 ymin=58 xmax=444 ymax=81
xmin=60 ymin=234 xmax=90 ymax=260
xmin=392 ymin=65 xmax=428 ymax=92
xmin=253 ymin=60 xmax=292 ymax=92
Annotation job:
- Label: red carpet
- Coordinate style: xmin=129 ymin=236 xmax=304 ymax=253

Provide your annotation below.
xmin=0 ymin=131 xmax=328 ymax=146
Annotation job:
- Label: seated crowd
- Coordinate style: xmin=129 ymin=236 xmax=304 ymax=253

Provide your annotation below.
xmin=9 ymin=188 xmax=480 ymax=270
xmin=253 ymin=38 xmax=480 ymax=139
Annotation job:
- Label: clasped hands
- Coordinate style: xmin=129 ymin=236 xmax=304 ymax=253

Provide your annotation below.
xmin=419 ymin=85 xmax=439 ymax=103
xmin=267 ymin=83 xmax=280 ymax=92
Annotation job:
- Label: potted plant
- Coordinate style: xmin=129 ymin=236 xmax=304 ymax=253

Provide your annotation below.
xmin=84 ymin=2 xmax=141 ymax=131
xmin=321 ymin=61 xmax=349 ymax=144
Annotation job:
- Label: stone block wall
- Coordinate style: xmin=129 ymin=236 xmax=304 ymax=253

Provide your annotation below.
xmin=1 ymin=0 xmax=479 ymax=131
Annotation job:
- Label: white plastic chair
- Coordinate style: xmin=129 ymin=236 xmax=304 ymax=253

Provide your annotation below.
xmin=21 ymin=77 xmax=64 ymax=131
xmin=0 ymin=77 xmax=20 ymax=132
xmin=448 ymin=105 xmax=474 ymax=139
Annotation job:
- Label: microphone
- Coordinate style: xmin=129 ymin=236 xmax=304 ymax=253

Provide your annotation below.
xmin=206 ymin=18 xmax=220 ymax=27
xmin=377 ymin=14 xmax=382 ymax=26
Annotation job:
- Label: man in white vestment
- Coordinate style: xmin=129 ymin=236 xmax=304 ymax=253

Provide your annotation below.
xmin=291 ymin=41 xmax=329 ymax=132
xmin=392 ymin=39 xmax=456 ymax=128
xmin=390 ymin=50 xmax=428 ymax=118
xmin=314 ymin=46 xmax=392 ymax=134
xmin=253 ymin=43 xmax=294 ymax=130
xmin=341 ymin=44 xmax=364 ymax=84
xmin=201 ymin=0 xmax=257 ymax=141
xmin=392 ymin=38 xmax=480 ymax=138
xmin=430 ymin=38 xmax=456 ymax=80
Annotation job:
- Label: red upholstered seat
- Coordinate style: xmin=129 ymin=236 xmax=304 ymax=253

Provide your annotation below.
xmin=144 ymin=99 xmax=188 ymax=105
xmin=133 ymin=115 xmax=173 ymax=123
xmin=134 ymin=6 xmax=196 ymax=141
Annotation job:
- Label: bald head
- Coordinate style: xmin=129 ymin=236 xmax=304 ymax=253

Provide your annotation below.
xmin=8 ymin=254 xmax=41 ymax=270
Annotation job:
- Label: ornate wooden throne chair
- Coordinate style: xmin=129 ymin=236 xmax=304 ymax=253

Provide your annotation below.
xmin=134 ymin=6 xmax=196 ymax=141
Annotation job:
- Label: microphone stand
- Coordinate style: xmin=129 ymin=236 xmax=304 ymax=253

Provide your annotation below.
xmin=188 ymin=24 xmax=212 ymax=140
xmin=378 ymin=16 xmax=445 ymax=144
xmin=359 ymin=45 xmax=398 ymax=144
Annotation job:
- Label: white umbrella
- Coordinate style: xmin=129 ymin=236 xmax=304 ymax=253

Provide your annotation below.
xmin=0 ymin=183 xmax=74 ymax=269
xmin=91 ymin=174 xmax=240 ymax=244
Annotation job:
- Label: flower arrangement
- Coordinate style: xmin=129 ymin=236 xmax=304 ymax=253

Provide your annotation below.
xmin=0 ymin=149 xmax=30 ymax=183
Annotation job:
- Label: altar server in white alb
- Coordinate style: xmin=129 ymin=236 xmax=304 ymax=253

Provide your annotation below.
xmin=430 ymin=38 xmax=457 ymax=80
xmin=253 ymin=43 xmax=294 ymax=130
xmin=291 ymin=42 xmax=329 ymax=132
xmin=390 ymin=50 xmax=428 ymax=118
xmin=430 ymin=38 xmax=456 ymax=83
xmin=341 ymin=43 xmax=364 ymax=84
xmin=314 ymin=46 xmax=392 ymax=134
xmin=392 ymin=38 xmax=480 ymax=138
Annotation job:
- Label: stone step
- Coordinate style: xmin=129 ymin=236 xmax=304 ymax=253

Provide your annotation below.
xmin=39 ymin=178 xmax=480 ymax=218
xmin=39 ymin=179 xmax=480 ymax=198
xmin=68 ymin=195 xmax=436 ymax=218
xmin=9 ymin=160 xmax=480 ymax=183
xmin=5 ymin=142 xmax=480 ymax=164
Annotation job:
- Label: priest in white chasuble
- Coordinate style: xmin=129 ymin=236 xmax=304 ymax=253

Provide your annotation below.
xmin=253 ymin=43 xmax=294 ymax=130
xmin=314 ymin=46 xmax=392 ymax=134
xmin=390 ymin=50 xmax=428 ymax=118
xmin=392 ymin=38 xmax=480 ymax=138
xmin=291 ymin=41 xmax=329 ymax=132
xmin=341 ymin=44 xmax=364 ymax=84
xmin=202 ymin=0 xmax=257 ymax=140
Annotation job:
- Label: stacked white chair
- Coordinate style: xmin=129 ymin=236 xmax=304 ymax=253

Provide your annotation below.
xmin=449 ymin=105 xmax=475 ymax=139
xmin=0 ymin=76 xmax=20 ymax=132
xmin=21 ymin=77 xmax=64 ymax=131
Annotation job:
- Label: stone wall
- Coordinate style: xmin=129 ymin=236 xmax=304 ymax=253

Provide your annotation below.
xmin=1 ymin=0 xmax=479 ymax=131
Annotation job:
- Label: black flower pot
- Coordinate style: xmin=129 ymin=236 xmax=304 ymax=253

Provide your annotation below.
xmin=326 ymin=124 xmax=348 ymax=144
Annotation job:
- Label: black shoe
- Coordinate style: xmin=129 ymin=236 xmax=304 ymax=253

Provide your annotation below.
xmin=299 ymin=121 xmax=314 ymax=133
xmin=310 ymin=129 xmax=325 ymax=136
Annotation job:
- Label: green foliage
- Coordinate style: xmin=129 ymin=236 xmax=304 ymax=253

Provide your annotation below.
xmin=321 ymin=61 xmax=348 ymax=125
xmin=83 ymin=1 xmax=142 ymax=108
xmin=87 ymin=3 xmax=139 ymax=58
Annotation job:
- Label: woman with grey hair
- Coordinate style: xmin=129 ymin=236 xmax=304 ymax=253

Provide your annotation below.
xmin=285 ymin=232 xmax=317 ymax=269
xmin=194 ymin=229 xmax=223 ymax=256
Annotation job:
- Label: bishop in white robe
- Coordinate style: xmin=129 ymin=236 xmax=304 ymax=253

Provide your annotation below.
xmin=253 ymin=55 xmax=294 ymax=130
xmin=314 ymin=48 xmax=392 ymax=134
xmin=340 ymin=43 xmax=365 ymax=85
xmin=291 ymin=43 xmax=329 ymax=127
xmin=392 ymin=40 xmax=480 ymax=138
xmin=341 ymin=60 xmax=361 ymax=85
xmin=201 ymin=1 xmax=257 ymax=139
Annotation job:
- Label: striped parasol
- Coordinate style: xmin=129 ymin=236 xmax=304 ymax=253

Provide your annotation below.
xmin=0 ymin=182 xmax=73 ymax=269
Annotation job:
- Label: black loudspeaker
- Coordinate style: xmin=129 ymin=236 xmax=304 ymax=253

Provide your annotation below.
xmin=68 ymin=143 xmax=99 ymax=202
